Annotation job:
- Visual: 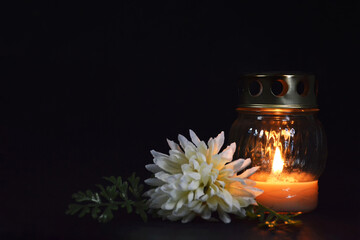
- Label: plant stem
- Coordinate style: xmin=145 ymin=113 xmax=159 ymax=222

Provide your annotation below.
xmin=256 ymin=202 xmax=302 ymax=227
xmin=82 ymin=201 xmax=123 ymax=208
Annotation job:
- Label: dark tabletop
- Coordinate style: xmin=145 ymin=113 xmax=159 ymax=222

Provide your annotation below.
xmin=3 ymin=208 xmax=357 ymax=240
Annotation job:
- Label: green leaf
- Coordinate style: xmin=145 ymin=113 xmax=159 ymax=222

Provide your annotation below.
xmin=99 ymin=207 xmax=114 ymax=223
xmin=137 ymin=184 xmax=144 ymax=194
xmin=109 ymin=204 xmax=119 ymax=211
xmin=67 ymin=173 xmax=148 ymax=223
xmin=123 ymin=201 xmax=133 ymax=213
xmin=91 ymin=207 xmax=101 ymax=219
xmin=138 ymin=209 xmax=148 ymax=222
xmin=103 ymin=176 xmax=117 ymax=185
xmin=250 ymin=202 xmax=303 ymax=228
xmin=78 ymin=206 xmax=90 ymax=218
xmin=128 ymin=172 xmax=139 ymax=188
xmin=134 ymin=201 xmax=148 ymax=222
xmin=118 ymin=182 xmax=128 ymax=199
xmin=259 ymin=212 xmax=265 ymax=222
xmin=96 ymin=184 xmax=105 ymax=193
xmin=265 ymin=213 xmax=275 ymax=222
xmin=106 ymin=185 xmax=117 ymax=201
xmin=86 ymin=190 xmax=93 ymax=197
xmin=116 ymin=176 xmax=123 ymax=189
xmin=66 ymin=204 xmax=83 ymax=215
xmin=245 ymin=205 xmax=258 ymax=219
xmin=72 ymin=191 xmax=91 ymax=202
xmin=128 ymin=172 xmax=145 ymax=200
xmin=97 ymin=184 xmax=110 ymax=200
xmin=91 ymin=192 xmax=101 ymax=204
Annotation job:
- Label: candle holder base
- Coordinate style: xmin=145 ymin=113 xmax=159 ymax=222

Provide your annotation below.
xmin=255 ymin=180 xmax=318 ymax=213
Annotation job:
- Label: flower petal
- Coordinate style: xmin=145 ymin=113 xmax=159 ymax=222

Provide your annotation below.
xmin=197 ymin=141 xmax=208 ymax=156
xmin=143 ymin=188 xmax=154 ymax=197
xmin=167 ymin=139 xmax=182 ymax=152
xmin=187 ymin=172 xmax=201 ymax=180
xmin=181 ymin=212 xmax=196 ymax=223
xmin=224 ymin=158 xmax=244 ymax=171
xmin=195 ymin=152 xmax=206 ymax=165
xmin=187 ymin=191 xmax=194 ymax=202
xmin=227 ymin=187 xmax=255 ymax=198
xmin=184 ymin=145 xmax=197 ymax=159
xmin=154 ymin=157 xmax=182 ymax=174
xmin=190 ymin=157 xmax=200 ymax=170
xmin=162 ymin=199 xmax=177 ymax=210
xmin=150 ymin=150 xmax=168 ymax=158
xmin=175 ymin=196 xmax=187 ymax=211
xmin=195 ymin=187 xmax=204 ymax=200
xmin=220 ymin=143 xmax=236 ymax=160
xmin=213 ymin=131 xmax=225 ymax=154
xmin=244 ymin=178 xmax=256 ymax=186
xmin=232 ymin=198 xmax=241 ymax=211
xmin=200 ymin=193 xmax=209 ymax=201
xmin=189 ymin=129 xmax=201 ymax=147
xmin=166 ymin=212 xmax=182 ymax=221
xmin=238 ymin=166 xmax=260 ymax=178
xmin=201 ymin=207 xmax=211 ymax=220
xmin=206 ymin=196 xmax=218 ymax=211
xmin=155 ymin=171 xmax=171 ymax=182
xmin=237 ymin=158 xmax=252 ymax=172
xmin=145 ymin=178 xmax=164 ymax=186
xmin=149 ymin=194 xmax=168 ymax=208
xmin=218 ymin=208 xmax=231 ymax=224
xmin=218 ymin=168 xmax=234 ymax=179
xmin=169 ymin=150 xmax=188 ymax=164
xmin=193 ymin=203 xmax=206 ymax=214
xmin=178 ymin=134 xmax=194 ymax=151
xmin=220 ymin=189 xmax=233 ymax=207
xmin=145 ymin=164 xmax=162 ymax=173
xmin=244 ymin=186 xmax=263 ymax=197
xmin=174 ymin=205 xmax=191 ymax=217
xmin=188 ymin=180 xmax=200 ymax=190
xmin=207 ymin=133 xmax=223 ymax=157
xmin=229 ymin=177 xmax=245 ymax=185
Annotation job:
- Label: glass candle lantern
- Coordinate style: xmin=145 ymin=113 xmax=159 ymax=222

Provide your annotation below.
xmin=229 ymin=73 xmax=327 ymax=213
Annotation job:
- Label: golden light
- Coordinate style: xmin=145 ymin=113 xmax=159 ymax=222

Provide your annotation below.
xmin=271 ymin=147 xmax=284 ymax=175
xmin=229 ymin=73 xmax=327 ymax=213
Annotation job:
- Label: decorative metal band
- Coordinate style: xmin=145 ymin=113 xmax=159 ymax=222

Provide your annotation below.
xmin=238 ymin=73 xmax=318 ymax=109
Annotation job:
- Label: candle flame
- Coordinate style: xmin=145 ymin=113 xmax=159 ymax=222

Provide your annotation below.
xmin=271 ymin=147 xmax=284 ymax=175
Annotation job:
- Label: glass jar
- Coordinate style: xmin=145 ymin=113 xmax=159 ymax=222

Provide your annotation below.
xmin=229 ymin=73 xmax=327 ymax=212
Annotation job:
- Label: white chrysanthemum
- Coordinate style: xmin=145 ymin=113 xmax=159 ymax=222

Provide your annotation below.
xmin=144 ymin=130 xmax=263 ymax=223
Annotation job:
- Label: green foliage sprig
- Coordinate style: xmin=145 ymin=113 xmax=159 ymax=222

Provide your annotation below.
xmin=67 ymin=174 xmax=302 ymax=228
xmin=66 ymin=173 xmax=148 ymax=223
xmin=246 ymin=202 xmax=302 ymax=228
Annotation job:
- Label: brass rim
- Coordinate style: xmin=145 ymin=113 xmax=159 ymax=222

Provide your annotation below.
xmin=236 ymin=107 xmax=319 ymax=113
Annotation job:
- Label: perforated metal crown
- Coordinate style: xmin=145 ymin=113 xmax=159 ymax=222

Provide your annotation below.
xmin=238 ymin=73 xmax=318 ymax=109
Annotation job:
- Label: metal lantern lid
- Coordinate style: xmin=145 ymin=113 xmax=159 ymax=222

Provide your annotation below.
xmin=238 ymin=73 xmax=318 ymax=110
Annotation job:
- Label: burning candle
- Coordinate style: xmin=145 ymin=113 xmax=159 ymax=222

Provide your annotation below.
xmin=229 ymin=73 xmax=327 ymax=213
xmin=253 ymin=147 xmax=318 ymax=212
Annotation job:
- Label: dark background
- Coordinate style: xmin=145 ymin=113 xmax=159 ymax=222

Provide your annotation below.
xmin=1 ymin=1 xmax=359 ymax=239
